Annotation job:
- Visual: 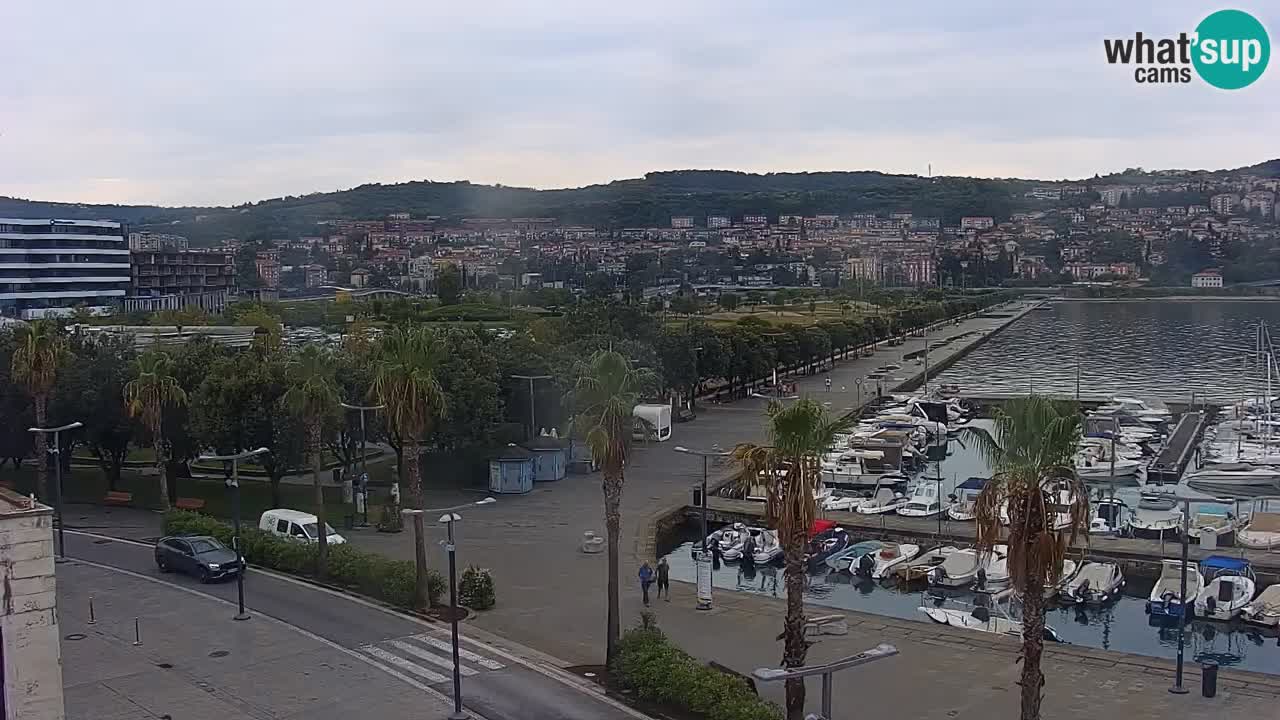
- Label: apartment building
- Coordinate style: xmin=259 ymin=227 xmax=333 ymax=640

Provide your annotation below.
xmin=0 ymin=218 xmax=132 ymax=319
xmin=129 ymin=249 xmax=236 ymax=312
xmin=127 ymin=231 xmax=188 ymax=251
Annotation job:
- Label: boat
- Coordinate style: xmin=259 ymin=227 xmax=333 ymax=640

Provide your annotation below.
xmin=1146 ymin=559 xmax=1203 ymax=620
xmin=1186 ymin=505 xmax=1241 ymax=546
xmin=928 ymin=548 xmax=983 ymax=588
xmin=947 ymin=477 xmax=987 ymax=521
xmin=707 ymin=523 xmax=747 ymax=555
xmin=1129 ymin=506 xmax=1183 ymax=538
xmin=1185 ymin=464 xmax=1280 ymax=490
xmin=1059 ymin=561 xmax=1124 ymax=604
xmin=856 ymin=487 xmax=910 ymax=515
xmin=1098 ymin=396 xmax=1171 ymax=418
xmin=1242 ymin=584 xmax=1280 ymax=627
xmin=1138 ymin=492 xmax=1177 ymax=511
xmin=722 ymin=525 xmax=766 ymax=561
xmin=868 ymin=543 xmax=920 ymax=579
xmin=822 ymin=488 xmax=866 ymax=512
xmin=1194 ymin=556 xmax=1257 ymax=621
xmin=919 ymin=598 xmax=1064 ymax=642
xmin=824 ymin=540 xmax=884 ymax=573
xmin=1074 ymin=453 xmax=1143 ymax=480
xmin=751 ymin=529 xmax=783 ymax=564
xmin=805 ymin=526 xmax=850 ymax=571
xmin=1089 ymin=498 xmax=1131 ymax=536
xmin=1044 ymin=559 xmax=1079 ymax=597
xmin=897 ymin=483 xmax=947 ymax=518
xmin=893 ymin=545 xmax=958 ymax=583
xmin=820 ymin=449 xmax=910 ymax=490
xmin=1238 ymin=511 xmax=1280 ymax=549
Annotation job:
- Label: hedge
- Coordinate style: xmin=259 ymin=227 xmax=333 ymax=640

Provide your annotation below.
xmin=459 ymin=566 xmax=495 ymax=610
xmin=612 ymin=622 xmax=782 ymax=720
xmin=162 ymin=510 xmax=445 ymax=608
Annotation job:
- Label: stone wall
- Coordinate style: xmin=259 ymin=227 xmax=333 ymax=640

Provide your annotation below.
xmin=0 ymin=489 xmax=63 ymax=720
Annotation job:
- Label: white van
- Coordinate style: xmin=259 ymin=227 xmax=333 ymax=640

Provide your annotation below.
xmin=258 ymin=509 xmax=347 ymax=545
xmin=633 ymin=403 xmax=672 ymax=442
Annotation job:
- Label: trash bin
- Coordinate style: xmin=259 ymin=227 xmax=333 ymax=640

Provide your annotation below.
xmin=1201 ymin=659 xmax=1219 ymax=698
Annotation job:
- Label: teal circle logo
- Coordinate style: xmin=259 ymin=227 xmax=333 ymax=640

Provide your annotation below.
xmin=1192 ymin=9 xmax=1270 ymax=89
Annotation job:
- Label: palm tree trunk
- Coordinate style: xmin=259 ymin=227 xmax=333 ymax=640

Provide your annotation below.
xmin=782 ymin=525 xmax=809 ymax=720
xmin=154 ymin=436 xmax=171 ymax=512
xmin=405 ymin=440 xmax=430 ymax=611
xmin=602 ymin=467 xmax=623 ymax=664
xmin=1019 ymin=564 xmax=1047 ymax=719
xmin=33 ymin=395 xmax=49 ymax=501
xmin=311 ymin=422 xmax=328 ymax=579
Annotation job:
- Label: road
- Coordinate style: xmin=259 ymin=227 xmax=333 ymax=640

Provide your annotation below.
xmin=62 ymin=530 xmax=647 ymax=720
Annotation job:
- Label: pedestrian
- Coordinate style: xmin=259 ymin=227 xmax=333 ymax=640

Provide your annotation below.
xmin=639 ymin=561 xmax=654 ymax=606
xmin=656 ymin=557 xmax=670 ymax=601
xmin=825 ymin=376 xmax=832 ymax=391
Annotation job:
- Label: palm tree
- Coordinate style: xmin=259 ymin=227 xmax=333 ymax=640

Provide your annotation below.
xmin=732 ymin=397 xmax=855 ymax=720
xmin=124 ymin=351 xmax=188 ymax=512
xmin=371 ymin=326 xmax=447 ymax=610
xmin=960 ymin=396 xmax=1087 ymax=720
xmin=11 ymin=320 xmax=67 ymax=500
xmin=572 ymin=350 xmax=656 ymax=664
xmin=281 ymin=345 xmax=341 ymax=576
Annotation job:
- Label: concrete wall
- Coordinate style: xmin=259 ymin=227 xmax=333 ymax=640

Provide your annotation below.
xmin=0 ymin=491 xmax=63 ymax=720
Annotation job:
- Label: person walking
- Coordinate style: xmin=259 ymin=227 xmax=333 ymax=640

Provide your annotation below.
xmin=638 ymin=561 xmax=654 ymax=606
xmin=825 ymin=376 xmax=832 ymax=391
xmin=656 ymin=557 xmax=671 ymax=601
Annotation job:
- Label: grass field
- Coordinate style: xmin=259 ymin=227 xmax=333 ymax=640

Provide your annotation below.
xmin=678 ymin=300 xmax=883 ymax=327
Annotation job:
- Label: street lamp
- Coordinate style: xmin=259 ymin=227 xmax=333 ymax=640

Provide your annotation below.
xmin=340 ymin=402 xmax=384 ymax=527
xmin=28 ymin=421 xmax=82 ymax=561
xmin=510 ymin=374 xmax=552 ymax=440
xmin=674 ymin=445 xmax=730 ymax=610
xmin=198 ymin=447 xmax=269 ymax=621
xmin=752 ymin=644 xmax=899 ymax=720
xmin=419 ymin=498 xmax=496 ymax=720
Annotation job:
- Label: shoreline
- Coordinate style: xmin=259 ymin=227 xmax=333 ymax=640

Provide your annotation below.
xmin=1054 ymin=295 xmax=1280 ymax=302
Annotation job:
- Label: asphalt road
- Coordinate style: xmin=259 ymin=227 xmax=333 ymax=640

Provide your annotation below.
xmin=63 ymin=531 xmax=646 ymax=720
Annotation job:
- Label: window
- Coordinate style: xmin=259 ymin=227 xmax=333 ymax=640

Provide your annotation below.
xmin=302 ymin=522 xmax=336 ymax=537
xmin=276 ymin=519 xmax=289 ymax=534
xmin=188 ymin=539 xmax=223 ymax=553
xmin=289 ymin=523 xmax=308 ymax=538
xmin=170 ymin=539 xmax=191 ymax=554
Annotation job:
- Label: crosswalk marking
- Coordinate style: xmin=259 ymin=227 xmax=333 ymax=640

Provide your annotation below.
xmin=389 ymin=639 xmax=478 ymax=676
xmin=410 ymin=633 xmax=506 ymax=670
xmin=361 ymin=646 xmax=449 ymax=683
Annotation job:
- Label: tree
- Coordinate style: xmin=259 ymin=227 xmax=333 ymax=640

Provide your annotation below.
xmin=281 ymin=345 xmax=341 ymax=576
xmin=961 ymin=396 xmax=1086 ymax=720
xmin=733 ymin=399 xmax=856 ymax=720
xmin=437 ymin=263 xmax=463 ymax=305
xmin=718 ymin=293 xmax=741 ymax=311
xmin=124 ymin=351 xmax=189 ymax=512
xmin=571 ymin=350 xmax=657 ymax=664
xmin=11 ymin=320 xmax=67 ymax=500
xmin=52 ymin=334 xmax=136 ymax=490
xmin=371 ymin=326 xmax=448 ymax=610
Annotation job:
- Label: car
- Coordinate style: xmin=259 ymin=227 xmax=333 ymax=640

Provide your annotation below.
xmin=258 ymin=508 xmax=347 ymax=545
xmin=154 ymin=535 xmax=241 ymax=583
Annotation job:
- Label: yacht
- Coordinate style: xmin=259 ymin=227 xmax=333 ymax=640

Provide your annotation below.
xmin=1074 ymin=452 xmax=1143 ymax=480
xmin=856 ymin=487 xmax=910 ymax=515
xmin=1194 ymin=556 xmax=1257 ymax=621
xmin=1146 ymin=559 xmax=1203 ymax=621
xmin=897 ymin=483 xmax=947 ymax=518
xmin=820 ymin=449 xmax=909 ymax=490
xmin=1184 ymin=463 xmax=1280 ymax=490
xmin=1129 ymin=505 xmax=1183 ymax=538
xmin=947 ymin=477 xmax=987 ymax=521
xmin=1242 ymin=585 xmax=1280 ymax=627
xmin=1059 ymin=562 xmax=1124 ymax=604
xmin=1098 ymin=396 xmax=1171 ymax=418
xmin=1089 ymin=498 xmax=1131 ymax=536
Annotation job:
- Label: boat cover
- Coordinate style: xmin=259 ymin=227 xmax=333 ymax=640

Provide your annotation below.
xmin=1201 ymin=555 xmax=1250 ymax=572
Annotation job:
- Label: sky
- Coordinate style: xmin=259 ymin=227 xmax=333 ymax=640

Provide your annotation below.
xmin=1 ymin=1 xmax=1277 ymax=207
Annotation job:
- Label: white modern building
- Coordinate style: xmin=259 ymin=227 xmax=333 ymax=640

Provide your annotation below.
xmin=1 ymin=218 xmax=131 ymax=319
xmin=1191 ymin=269 xmax=1224 ymax=288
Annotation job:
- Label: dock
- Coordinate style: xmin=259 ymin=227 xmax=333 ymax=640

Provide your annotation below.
xmin=689 ymin=495 xmax=1280 ymax=583
xmin=1147 ymin=411 xmax=1207 ymax=485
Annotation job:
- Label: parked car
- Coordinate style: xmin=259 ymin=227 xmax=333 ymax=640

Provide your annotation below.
xmin=258 ymin=508 xmax=347 ymax=545
xmin=154 ymin=535 xmax=241 ymax=583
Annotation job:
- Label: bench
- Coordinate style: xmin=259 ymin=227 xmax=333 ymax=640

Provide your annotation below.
xmin=104 ymin=491 xmax=134 ymax=506
xmin=175 ymin=497 xmax=206 ymax=511
xmin=803 ymin=614 xmax=849 ymax=637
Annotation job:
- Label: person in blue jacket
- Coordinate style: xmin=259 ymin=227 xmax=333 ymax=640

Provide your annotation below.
xmin=638 ymin=561 xmax=655 ymax=606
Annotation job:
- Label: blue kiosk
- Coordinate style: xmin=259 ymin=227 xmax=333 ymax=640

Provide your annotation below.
xmin=524 ymin=433 xmax=568 ymax=483
xmin=488 ymin=444 xmax=535 ymax=495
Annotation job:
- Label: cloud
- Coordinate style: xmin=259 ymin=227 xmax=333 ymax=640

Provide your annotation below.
xmin=0 ymin=1 xmax=1275 ymax=206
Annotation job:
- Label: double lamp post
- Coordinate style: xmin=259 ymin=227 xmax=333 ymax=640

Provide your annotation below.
xmin=197 ymin=446 xmax=269 ymax=621
xmin=28 ymin=421 xmax=83 ymax=562
xmin=674 ymin=445 xmax=729 ymax=611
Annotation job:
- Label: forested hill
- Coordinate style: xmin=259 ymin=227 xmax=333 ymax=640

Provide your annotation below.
xmin=1 ymin=162 xmax=1276 ymax=246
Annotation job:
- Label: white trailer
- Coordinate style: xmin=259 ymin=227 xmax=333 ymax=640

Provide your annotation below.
xmin=633 ymin=404 xmax=673 ymax=442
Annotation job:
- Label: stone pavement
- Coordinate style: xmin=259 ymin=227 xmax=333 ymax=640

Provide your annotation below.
xmin=59 ymin=562 xmax=454 ymax=720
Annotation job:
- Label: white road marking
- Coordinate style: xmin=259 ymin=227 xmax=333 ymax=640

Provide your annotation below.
xmin=410 ymin=634 xmax=505 ymax=670
xmin=389 ymin=639 xmax=479 ymax=676
xmin=361 ymin=645 xmax=450 ymax=683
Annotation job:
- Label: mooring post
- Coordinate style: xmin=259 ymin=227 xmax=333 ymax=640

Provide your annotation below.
xmin=133 ymin=617 xmax=142 ymax=647
xmin=88 ymin=596 xmax=96 ymax=625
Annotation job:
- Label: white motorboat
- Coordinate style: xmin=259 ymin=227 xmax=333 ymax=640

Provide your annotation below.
xmin=1080 ymin=436 xmax=1145 ymax=461
xmin=1089 ymin=498 xmax=1131 ymax=536
xmin=1242 ymin=584 xmax=1280 ymax=627
xmin=1059 ymin=561 xmax=1124 ymax=604
xmin=928 ymin=547 xmax=1003 ymax=588
xmin=1138 ymin=492 xmax=1176 ymax=510
xmin=1130 ymin=507 xmax=1183 ymax=538
xmin=1194 ymin=556 xmax=1256 ymax=621
xmin=976 ymin=546 xmax=1011 ymax=591
xmin=722 ymin=525 xmax=767 ymax=561
xmin=947 ymin=477 xmax=987 ymax=521
xmin=707 ymin=523 xmax=747 ymax=555
xmin=1237 ymin=511 xmax=1280 ymax=550
xmin=920 ymin=600 xmax=1064 ymax=642
xmin=894 ymin=545 xmax=958 ymax=582
xmin=1098 ymin=396 xmax=1171 ymax=418
xmin=868 ymin=543 xmax=920 ymax=579
xmin=1146 ymin=559 xmax=1203 ymax=621
xmin=825 ymin=540 xmax=884 ymax=573
xmin=1186 ymin=505 xmax=1241 ymax=546
xmin=897 ymin=483 xmax=947 ymax=518
xmin=820 ymin=449 xmax=909 ymax=490
xmin=1184 ymin=463 xmax=1280 ymax=490
xmin=751 ymin=529 xmax=783 ymax=564
xmin=1074 ymin=454 xmax=1142 ymax=480
xmin=1044 ymin=559 xmax=1079 ymax=596
xmin=822 ymin=488 xmax=866 ymax=512
xmin=856 ymin=487 xmax=910 ymax=515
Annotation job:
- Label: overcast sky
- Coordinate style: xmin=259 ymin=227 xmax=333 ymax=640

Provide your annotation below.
xmin=1 ymin=1 xmax=1276 ymax=207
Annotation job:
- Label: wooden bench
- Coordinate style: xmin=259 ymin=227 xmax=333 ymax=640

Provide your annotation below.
xmin=175 ymin=497 xmax=206 ymax=511
xmin=104 ymin=491 xmax=133 ymax=506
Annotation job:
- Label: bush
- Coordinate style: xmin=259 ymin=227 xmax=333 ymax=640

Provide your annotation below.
xmin=612 ymin=621 xmax=782 ymax=720
xmin=459 ymin=566 xmax=496 ymax=610
xmin=162 ymin=510 xmax=445 ymax=608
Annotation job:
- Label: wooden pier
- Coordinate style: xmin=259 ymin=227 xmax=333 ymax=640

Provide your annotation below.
xmin=1148 ymin=411 xmax=1208 ymax=485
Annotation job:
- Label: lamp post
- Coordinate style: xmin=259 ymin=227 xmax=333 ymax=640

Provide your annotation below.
xmin=28 ymin=421 xmax=82 ymax=561
xmin=674 ymin=445 xmax=730 ymax=610
xmin=340 ymin=402 xmax=384 ymax=527
xmin=510 ymin=374 xmax=552 ymax=440
xmin=198 ymin=447 xmax=269 ymax=621
xmin=752 ymin=644 xmax=899 ymax=720
xmin=415 ymin=498 xmax=496 ymax=720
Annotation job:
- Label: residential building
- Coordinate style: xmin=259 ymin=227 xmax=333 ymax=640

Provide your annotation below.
xmin=1243 ymin=191 xmax=1276 ymax=219
xmin=304 ymin=264 xmax=328 ymax=288
xmin=671 ymin=216 xmax=694 ymax=229
xmin=960 ymin=216 xmax=994 ymax=230
xmin=0 ymin=218 xmax=132 ymax=319
xmin=742 ymin=214 xmax=768 ymax=226
xmin=707 ymin=215 xmax=731 ymax=229
xmin=129 ymin=249 xmax=236 ymax=312
xmin=1210 ymin=193 xmax=1240 ymax=215
xmin=127 ymin=231 xmax=188 ymax=251
xmin=1191 ymin=269 xmax=1224 ymax=288
xmin=349 ymin=268 xmax=370 ymax=288
xmin=388 ymin=212 xmax=411 ymax=221
xmin=845 ymin=255 xmax=881 ymax=282
xmin=1100 ymin=187 xmax=1129 ymax=207
xmin=1063 ymin=261 xmax=1138 ymax=280
xmin=255 ymin=250 xmax=281 ymax=288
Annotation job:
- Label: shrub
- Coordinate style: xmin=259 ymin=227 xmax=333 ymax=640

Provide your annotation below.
xmin=162 ymin=510 xmax=444 ymax=608
xmin=459 ymin=566 xmax=496 ymax=610
xmin=612 ymin=621 xmax=782 ymax=720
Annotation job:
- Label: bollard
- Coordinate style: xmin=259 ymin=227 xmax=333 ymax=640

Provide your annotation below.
xmin=132 ymin=617 xmax=142 ymax=646
xmin=88 ymin=596 xmax=96 ymax=625
xmin=1201 ymin=659 xmax=1219 ymax=698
